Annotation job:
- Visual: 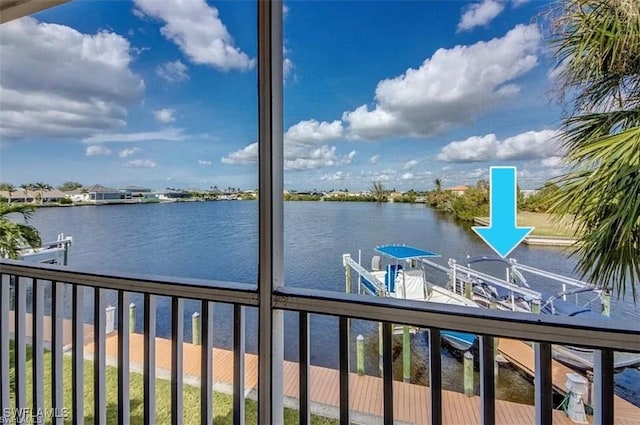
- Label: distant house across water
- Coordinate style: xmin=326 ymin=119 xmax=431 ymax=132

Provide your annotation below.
xmin=120 ymin=186 xmax=159 ymax=202
xmin=444 ymin=185 xmax=470 ymax=196
xmin=86 ymin=184 xmax=127 ymax=204
xmin=1 ymin=189 xmax=65 ymax=203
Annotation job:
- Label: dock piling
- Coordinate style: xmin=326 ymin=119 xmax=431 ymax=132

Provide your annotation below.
xmin=403 ymin=326 xmax=410 ymax=382
xmin=129 ymin=303 xmax=136 ymax=334
xmin=464 ymin=351 xmax=474 ymax=396
xmin=192 ymin=312 xmax=201 ymax=345
xmin=532 ymin=299 xmax=541 ymax=314
xmin=345 ymin=261 xmax=352 ymax=294
xmin=601 ymin=290 xmax=611 ymax=317
xmin=356 ymin=334 xmax=364 ymax=376
xmin=464 ymin=281 xmax=472 ymax=300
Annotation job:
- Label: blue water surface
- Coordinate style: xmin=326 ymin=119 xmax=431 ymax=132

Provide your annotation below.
xmin=27 ymin=201 xmax=640 ymax=405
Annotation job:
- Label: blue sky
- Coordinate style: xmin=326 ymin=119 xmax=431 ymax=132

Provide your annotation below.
xmin=0 ymin=0 xmax=565 ymax=191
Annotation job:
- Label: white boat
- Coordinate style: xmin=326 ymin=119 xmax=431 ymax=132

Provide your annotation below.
xmin=343 ymin=245 xmax=480 ymax=351
xmin=17 ymin=233 xmax=72 ymax=264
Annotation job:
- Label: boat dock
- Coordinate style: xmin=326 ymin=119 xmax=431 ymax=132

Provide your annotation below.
xmin=89 ymin=332 xmax=592 ymax=425
xmin=497 ymin=338 xmax=639 ymax=422
xmin=8 ymin=312 xmax=640 ymax=424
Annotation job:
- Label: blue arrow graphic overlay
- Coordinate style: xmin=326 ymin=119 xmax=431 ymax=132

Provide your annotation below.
xmin=472 ymin=167 xmax=534 ymax=258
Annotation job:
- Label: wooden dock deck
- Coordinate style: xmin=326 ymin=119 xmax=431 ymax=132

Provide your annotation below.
xmin=84 ymin=333 xmax=593 ymax=425
xmin=497 ymin=338 xmax=639 ymax=424
xmin=8 ymin=312 xmax=639 ymax=423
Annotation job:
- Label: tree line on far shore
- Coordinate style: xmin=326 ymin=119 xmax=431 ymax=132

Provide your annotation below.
xmin=426 ymin=179 xmax=560 ymax=222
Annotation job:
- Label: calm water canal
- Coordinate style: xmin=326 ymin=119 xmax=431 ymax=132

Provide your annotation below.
xmin=28 ymin=201 xmax=640 ymax=405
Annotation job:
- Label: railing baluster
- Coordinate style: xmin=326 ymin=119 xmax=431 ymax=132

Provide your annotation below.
xmin=382 ymin=322 xmax=394 ymax=425
xmin=72 ymin=284 xmax=84 ymax=425
xmin=200 ymin=301 xmax=213 ymax=425
xmin=534 ymin=342 xmax=552 ymax=424
xmin=51 ymin=281 xmax=65 ymax=425
xmin=171 ymin=297 xmax=184 ymax=425
xmin=429 ymin=328 xmax=442 ymax=425
xmin=118 ymin=291 xmax=130 ymax=425
xmin=94 ymin=288 xmax=106 ymax=425
xmin=0 ymin=275 xmax=10 ymax=415
xmin=299 ymin=312 xmax=310 ymax=425
xmin=479 ymin=335 xmax=495 ymax=425
xmin=32 ymin=279 xmax=44 ymax=413
xmin=594 ymin=348 xmax=614 ymax=425
xmin=339 ymin=315 xmax=349 ymax=425
xmin=144 ymin=293 xmax=156 ymax=425
xmin=15 ymin=277 xmax=27 ymax=411
xmin=233 ymin=304 xmax=245 ymax=425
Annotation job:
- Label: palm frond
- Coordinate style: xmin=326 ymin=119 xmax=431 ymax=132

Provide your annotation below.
xmin=549 ymin=126 xmax=640 ymax=299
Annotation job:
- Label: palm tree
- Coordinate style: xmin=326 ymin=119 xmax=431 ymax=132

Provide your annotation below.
xmin=371 ymin=181 xmax=387 ymax=203
xmin=434 ymin=178 xmax=442 ymax=192
xmin=0 ymin=203 xmax=41 ymax=259
xmin=40 ymin=183 xmax=53 ymax=204
xmin=19 ymin=184 xmax=30 ymax=203
xmin=547 ymin=0 xmax=640 ymax=299
xmin=33 ymin=182 xmax=51 ymax=204
xmin=0 ymin=184 xmax=16 ymax=203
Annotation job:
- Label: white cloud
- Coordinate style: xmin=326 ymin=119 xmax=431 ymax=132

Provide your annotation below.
xmin=86 ymin=145 xmax=111 ymax=156
xmin=198 ymin=160 xmax=212 ymax=166
xmin=125 ymin=159 xmax=157 ymax=168
xmin=223 ymin=119 xmax=350 ymax=171
xmin=156 ymin=60 xmax=189 ymax=82
xmin=320 ymin=171 xmax=350 ymax=181
xmin=496 ymin=130 xmax=560 ymax=160
xmin=222 ymin=141 xmax=355 ymax=171
xmin=403 ymin=159 xmax=419 ymax=170
xmin=458 ymin=0 xmax=505 ymax=32
xmin=133 ymin=0 xmax=254 ymax=71
xmin=285 ymin=120 xmax=343 ymax=143
xmin=283 ymin=58 xmax=294 ymax=79
xmin=438 ymin=134 xmax=499 ymax=162
xmin=541 ymin=156 xmax=565 ymax=168
xmin=368 ymin=155 xmax=380 ymax=165
xmin=437 ymin=129 xmax=561 ymax=162
xmin=369 ymin=169 xmax=397 ymax=182
xmin=83 ymin=128 xmax=185 ymax=143
xmin=119 ymin=147 xmax=141 ymax=158
xmin=154 ymin=108 xmax=176 ymax=123
xmin=342 ymin=25 xmax=540 ymax=140
xmin=284 ymin=146 xmax=355 ymax=171
xmin=221 ymin=143 xmax=257 ymax=165
xmin=0 ymin=17 xmax=144 ymax=139
xmin=517 ymin=160 xmax=566 ymax=186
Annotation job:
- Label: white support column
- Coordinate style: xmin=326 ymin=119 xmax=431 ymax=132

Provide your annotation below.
xmin=258 ymin=1 xmax=284 ymax=424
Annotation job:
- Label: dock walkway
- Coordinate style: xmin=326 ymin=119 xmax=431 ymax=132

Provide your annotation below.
xmin=84 ymin=333 xmax=590 ymax=425
xmin=9 ymin=312 xmax=640 ymax=424
xmin=498 ymin=338 xmax=639 ymax=423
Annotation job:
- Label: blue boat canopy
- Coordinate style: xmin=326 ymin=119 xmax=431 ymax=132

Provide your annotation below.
xmin=375 ymin=245 xmax=440 ymax=260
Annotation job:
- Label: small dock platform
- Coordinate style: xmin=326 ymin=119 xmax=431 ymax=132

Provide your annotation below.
xmin=498 ymin=338 xmax=639 ymax=424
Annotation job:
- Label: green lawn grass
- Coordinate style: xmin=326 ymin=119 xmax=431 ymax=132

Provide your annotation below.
xmin=517 ymin=212 xmax=577 ymax=237
xmin=478 ymin=212 xmax=577 ymax=238
xmin=8 ymin=342 xmax=337 ymax=425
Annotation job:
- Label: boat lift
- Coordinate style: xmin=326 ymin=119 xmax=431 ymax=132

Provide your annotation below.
xmin=420 ymin=257 xmax=543 ymax=311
